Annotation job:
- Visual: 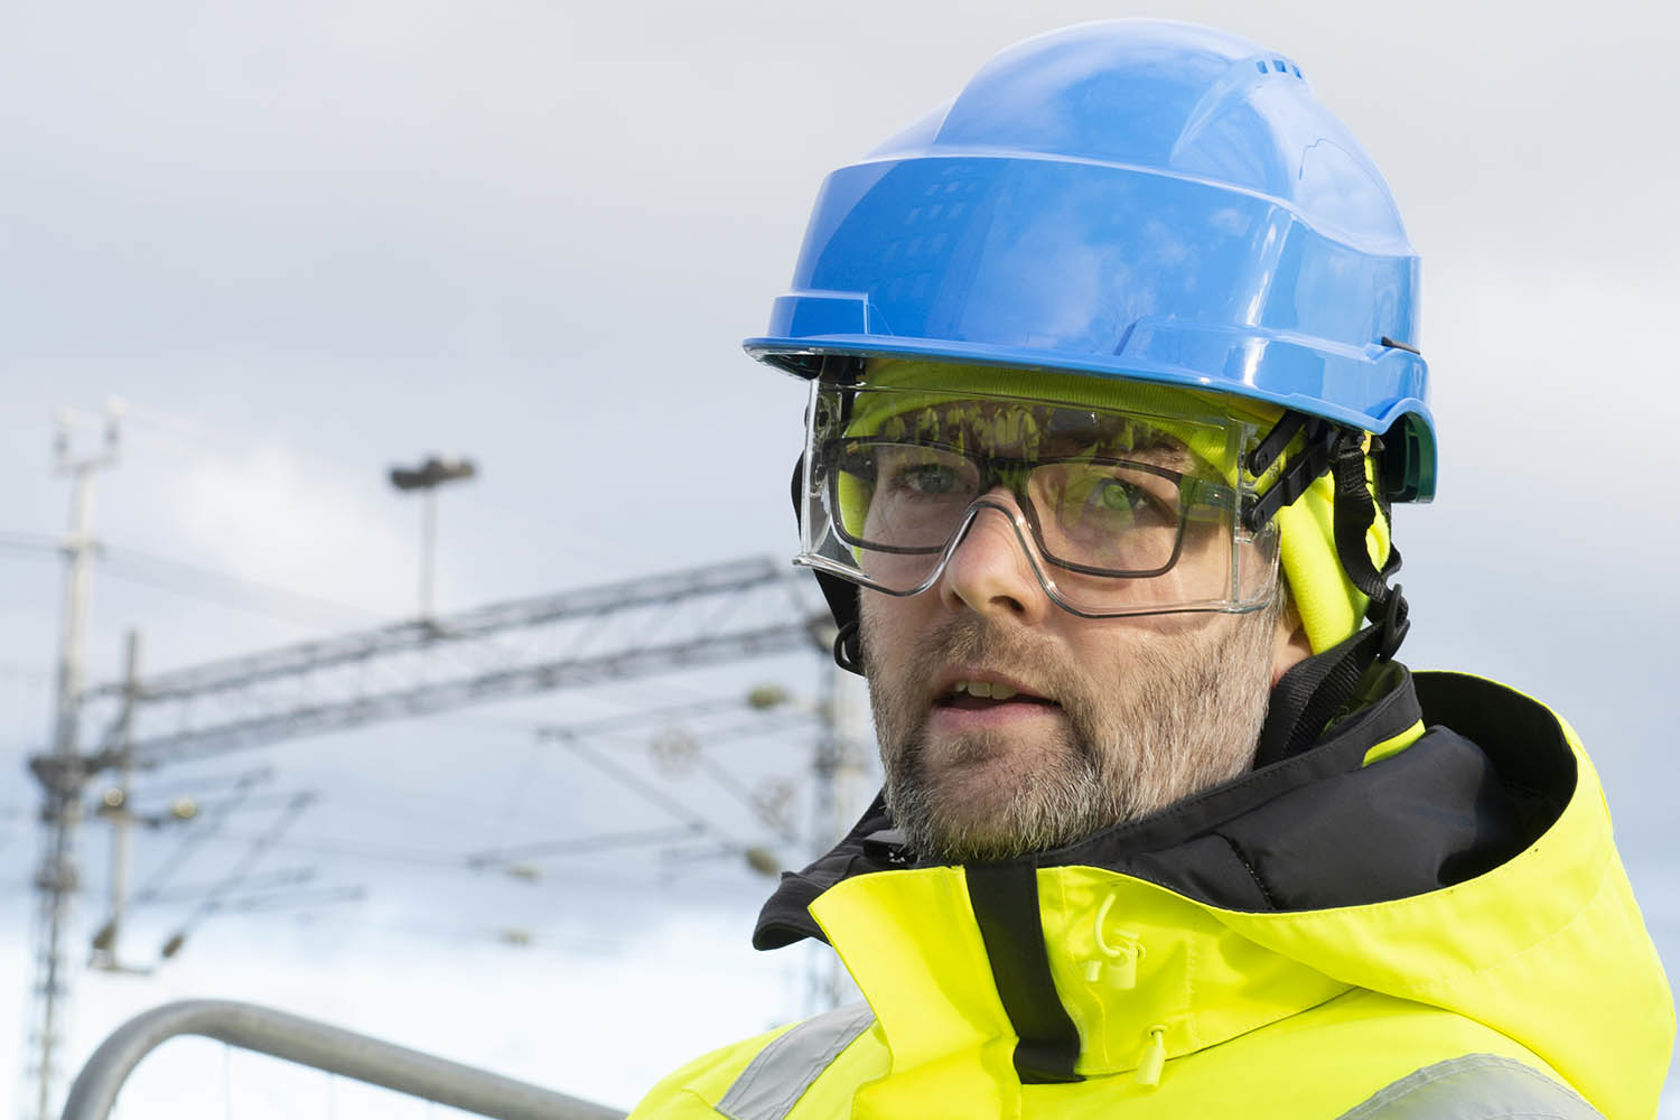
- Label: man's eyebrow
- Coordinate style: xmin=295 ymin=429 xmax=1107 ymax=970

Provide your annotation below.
xmin=1121 ymin=437 xmax=1193 ymax=469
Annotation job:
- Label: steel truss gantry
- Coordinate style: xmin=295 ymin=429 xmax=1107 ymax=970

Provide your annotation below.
xmin=27 ymin=555 xmax=827 ymax=1119
xmin=78 ymin=556 xmax=827 ymax=768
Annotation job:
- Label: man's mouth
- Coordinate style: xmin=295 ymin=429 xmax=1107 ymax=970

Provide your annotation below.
xmin=935 ymin=678 xmax=1059 ymax=711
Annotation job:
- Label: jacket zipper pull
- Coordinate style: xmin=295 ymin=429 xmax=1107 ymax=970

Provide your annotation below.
xmin=1135 ymin=1027 xmax=1167 ymax=1088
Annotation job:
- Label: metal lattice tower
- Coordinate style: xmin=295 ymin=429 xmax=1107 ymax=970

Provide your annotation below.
xmin=25 ymin=404 xmax=121 ymax=1120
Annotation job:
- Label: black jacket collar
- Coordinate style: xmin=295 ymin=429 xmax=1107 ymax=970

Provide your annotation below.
xmin=754 ymin=663 xmax=1572 ymax=949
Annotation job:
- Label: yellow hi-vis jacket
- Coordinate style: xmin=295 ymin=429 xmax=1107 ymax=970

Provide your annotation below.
xmin=629 ymin=671 xmax=1674 ymax=1119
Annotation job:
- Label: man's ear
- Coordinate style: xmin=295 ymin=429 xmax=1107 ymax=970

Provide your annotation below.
xmin=1272 ymin=594 xmax=1312 ymax=686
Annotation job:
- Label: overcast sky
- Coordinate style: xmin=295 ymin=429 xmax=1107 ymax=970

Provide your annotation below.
xmin=1 ymin=0 xmax=1677 ymax=1114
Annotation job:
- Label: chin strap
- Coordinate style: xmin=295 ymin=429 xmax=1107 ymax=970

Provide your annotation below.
xmin=1249 ymin=416 xmax=1411 ymax=763
xmin=1327 ymin=427 xmax=1409 ymax=660
xmin=791 ymin=456 xmax=866 ymax=676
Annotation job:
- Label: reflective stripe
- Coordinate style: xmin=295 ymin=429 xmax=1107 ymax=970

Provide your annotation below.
xmin=715 ymin=1002 xmax=875 ymax=1120
xmin=1337 ymin=1054 xmax=1603 ymax=1120
xmin=1362 ymin=718 xmax=1425 ymax=766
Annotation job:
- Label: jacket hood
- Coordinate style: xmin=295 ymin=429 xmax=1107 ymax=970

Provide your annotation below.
xmin=752 ymin=667 xmax=1674 ymax=1118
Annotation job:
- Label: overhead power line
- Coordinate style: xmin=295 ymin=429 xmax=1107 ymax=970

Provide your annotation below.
xmin=186 ymin=826 xmax=758 ymax=890
xmin=129 ymin=866 xmax=317 ymax=907
xmin=98 ymin=545 xmax=385 ymax=629
xmin=465 ymin=825 xmax=702 ymax=869
xmin=0 ymin=526 xmax=382 ymax=630
xmin=127 ymin=771 xmax=274 ymax=908
xmin=158 ymin=791 xmax=318 ymax=960
xmin=535 ymin=695 xmax=820 ymax=845
xmin=0 ymin=531 xmax=62 ymax=559
xmin=209 ymin=884 xmax=365 ymax=915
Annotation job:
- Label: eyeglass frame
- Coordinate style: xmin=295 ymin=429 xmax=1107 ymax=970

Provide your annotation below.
xmin=794 ymin=377 xmax=1284 ymax=619
xmin=821 ymin=435 xmax=1241 ymax=581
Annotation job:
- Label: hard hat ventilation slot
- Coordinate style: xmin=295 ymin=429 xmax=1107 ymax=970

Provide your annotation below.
xmin=1257 ymin=59 xmax=1303 ymax=79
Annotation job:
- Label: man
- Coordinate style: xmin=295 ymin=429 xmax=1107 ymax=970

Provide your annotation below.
xmin=630 ymin=20 xmax=1672 ymax=1119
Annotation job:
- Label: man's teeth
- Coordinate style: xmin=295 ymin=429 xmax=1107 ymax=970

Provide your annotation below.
xmin=953 ymin=680 xmax=1019 ymax=700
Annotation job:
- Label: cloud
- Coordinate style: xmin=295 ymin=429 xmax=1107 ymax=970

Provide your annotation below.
xmin=162 ymin=441 xmax=414 ymax=616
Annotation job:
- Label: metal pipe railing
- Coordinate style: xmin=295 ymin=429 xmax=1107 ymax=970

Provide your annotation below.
xmin=61 ymin=999 xmax=627 ymax=1120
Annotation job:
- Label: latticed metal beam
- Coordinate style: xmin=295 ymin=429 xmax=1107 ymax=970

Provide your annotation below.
xmin=77 ymin=557 xmax=825 ymax=770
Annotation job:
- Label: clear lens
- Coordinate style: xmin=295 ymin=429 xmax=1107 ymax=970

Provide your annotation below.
xmin=798 ymin=379 xmax=1280 ymax=617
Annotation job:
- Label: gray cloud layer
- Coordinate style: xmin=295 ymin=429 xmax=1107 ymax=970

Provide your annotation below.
xmin=1 ymin=0 xmax=1674 ymax=1106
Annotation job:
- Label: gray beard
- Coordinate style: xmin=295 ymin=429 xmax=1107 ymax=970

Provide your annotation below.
xmin=866 ymin=606 xmax=1279 ymax=863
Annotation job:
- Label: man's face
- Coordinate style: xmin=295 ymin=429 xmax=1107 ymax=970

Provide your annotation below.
xmin=861 ymin=490 xmax=1301 ymax=863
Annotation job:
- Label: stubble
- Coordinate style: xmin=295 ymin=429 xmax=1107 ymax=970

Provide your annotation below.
xmin=865 ymin=605 xmax=1279 ymax=862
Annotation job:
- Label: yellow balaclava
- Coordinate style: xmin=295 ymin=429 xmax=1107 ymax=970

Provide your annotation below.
xmin=850 ymin=359 xmax=1391 ymax=653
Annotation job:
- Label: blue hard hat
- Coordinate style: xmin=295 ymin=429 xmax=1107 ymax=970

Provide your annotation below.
xmin=746 ymin=19 xmax=1435 ymax=502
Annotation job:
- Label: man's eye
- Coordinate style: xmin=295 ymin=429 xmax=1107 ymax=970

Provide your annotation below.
xmin=1090 ymin=477 xmax=1173 ymax=522
xmin=1079 ymin=474 xmax=1179 ymax=529
xmin=894 ymin=464 xmax=959 ymax=495
xmin=1094 ymin=478 xmax=1146 ymax=512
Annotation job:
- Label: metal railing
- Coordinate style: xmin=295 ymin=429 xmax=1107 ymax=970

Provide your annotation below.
xmin=61 ymin=999 xmax=627 ymax=1120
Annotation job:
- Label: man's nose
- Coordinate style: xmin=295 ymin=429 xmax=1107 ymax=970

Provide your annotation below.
xmin=937 ymin=495 xmax=1051 ymax=623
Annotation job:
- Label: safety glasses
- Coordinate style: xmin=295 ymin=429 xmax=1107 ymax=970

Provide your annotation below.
xmin=796 ymin=378 xmax=1281 ymax=617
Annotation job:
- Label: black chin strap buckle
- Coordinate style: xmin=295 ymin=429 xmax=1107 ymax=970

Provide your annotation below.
xmin=1242 ymin=412 xmax=1335 ymax=533
xmin=1373 ymin=583 xmax=1410 ymax=662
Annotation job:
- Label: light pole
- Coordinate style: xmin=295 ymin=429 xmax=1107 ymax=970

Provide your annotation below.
xmin=388 ymin=455 xmax=476 ymax=624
